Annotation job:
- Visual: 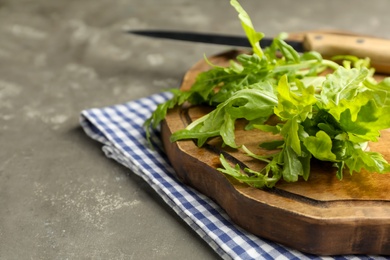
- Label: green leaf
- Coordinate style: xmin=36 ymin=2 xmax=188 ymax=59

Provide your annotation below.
xmin=171 ymin=88 xmax=277 ymax=148
xmin=303 ymin=130 xmax=337 ymax=161
xmin=274 ymin=75 xmax=316 ymax=121
xmin=298 ymin=146 xmax=312 ymax=181
xmin=230 ymin=0 xmax=264 ymax=58
xmin=253 ymin=124 xmax=281 ymax=135
xmin=321 ymin=67 xmax=369 ymax=106
xmin=345 ymin=148 xmax=390 ymax=175
xmin=259 ymin=140 xmax=284 ymax=150
xmin=331 ymin=139 xmax=351 ymax=161
xmin=280 ymin=117 xmax=301 ymax=155
xmin=338 ymin=100 xmax=390 ymax=142
xmin=273 ymin=38 xmax=300 ymax=64
xmin=217 ymin=154 xmax=281 ymax=188
xmin=220 ymin=113 xmax=236 ymax=148
xmin=146 ymin=0 xmax=390 ymax=189
xmin=282 ymin=146 xmax=303 ymax=182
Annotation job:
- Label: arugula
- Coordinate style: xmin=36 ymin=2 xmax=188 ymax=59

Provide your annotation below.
xmin=171 ymin=87 xmax=277 ymax=148
xmin=145 ymin=0 xmax=390 ymax=188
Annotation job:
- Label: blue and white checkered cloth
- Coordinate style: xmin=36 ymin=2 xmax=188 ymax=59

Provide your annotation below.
xmin=80 ymin=92 xmax=387 ymax=260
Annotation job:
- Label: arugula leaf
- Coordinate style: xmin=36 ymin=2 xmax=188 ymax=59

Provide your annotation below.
xmin=298 ymin=146 xmax=312 ymax=181
xmin=345 ymin=148 xmax=390 ymax=175
xmin=282 ymin=146 xmax=304 ymax=182
xmin=320 ymin=67 xmax=369 ymax=106
xmin=303 ymin=131 xmax=337 ymax=161
xmin=171 ymin=88 xmax=277 ymax=148
xmin=145 ymin=0 xmax=390 ymax=188
xmin=230 ymin=0 xmax=264 ymax=58
xmin=274 ymin=75 xmax=317 ymax=156
xmin=217 ymin=154 xmax=280 ymax=188
xmin=274 ymin=76 xmax=317 ymax=121
xmin=259 ymin=140 xmax=284 ymax=150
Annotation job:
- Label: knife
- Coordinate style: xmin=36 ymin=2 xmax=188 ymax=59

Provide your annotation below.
xmin=129 ymin=30 xmax=303 ymax=52
xmin=129 ymin=30 xmax=390 ymax=74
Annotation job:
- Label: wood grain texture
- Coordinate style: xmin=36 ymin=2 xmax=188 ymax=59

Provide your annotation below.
xmin=161 ymin=50 xmax=390 ymax=255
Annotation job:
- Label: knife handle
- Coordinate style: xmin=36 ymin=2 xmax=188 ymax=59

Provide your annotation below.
xmin=303 ymin=33 xmax=390 ymax=74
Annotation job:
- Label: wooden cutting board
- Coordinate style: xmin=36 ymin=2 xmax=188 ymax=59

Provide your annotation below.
xmin=160 ymin=49 xmax=390 ymax=256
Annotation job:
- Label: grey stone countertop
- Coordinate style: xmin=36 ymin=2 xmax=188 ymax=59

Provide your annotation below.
xmin=1 ymin=0 xmax=390 ymax=259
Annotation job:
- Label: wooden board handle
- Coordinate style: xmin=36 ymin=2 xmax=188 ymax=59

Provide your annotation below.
xmin=303 ymin=33 xmax=390 ymax=74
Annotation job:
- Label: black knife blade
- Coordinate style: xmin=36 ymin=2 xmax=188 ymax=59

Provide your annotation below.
xmin=127 ymin=30 xmax=390 ymax=74
xmin=128 ymin=30 xmax=305 ymax=52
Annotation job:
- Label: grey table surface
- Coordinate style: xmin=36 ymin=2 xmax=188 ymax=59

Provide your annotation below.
xmin=1 ymin=0 xmax=390 ymax=259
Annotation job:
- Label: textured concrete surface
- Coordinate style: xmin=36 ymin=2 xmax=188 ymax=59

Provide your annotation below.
xmin=1 ymin=0 xmax=390 ymax=259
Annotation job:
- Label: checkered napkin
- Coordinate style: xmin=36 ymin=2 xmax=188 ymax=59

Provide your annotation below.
xmin=80 ymin=92 xmax=385 ymax=260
